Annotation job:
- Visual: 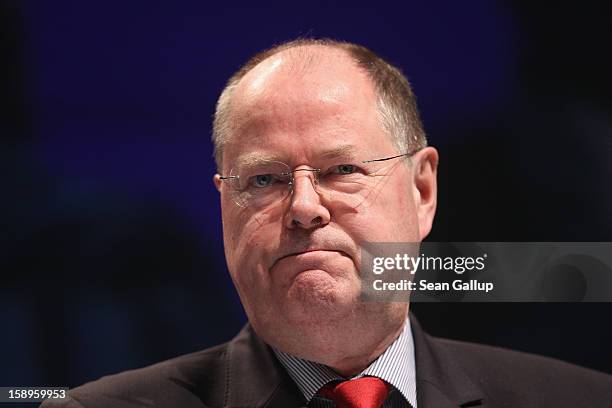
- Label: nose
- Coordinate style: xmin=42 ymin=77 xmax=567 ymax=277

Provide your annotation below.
xmin=283 ymin=168 xmax=331 ymax=230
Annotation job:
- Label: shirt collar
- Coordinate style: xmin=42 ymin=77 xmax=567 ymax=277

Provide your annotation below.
xmin=272 ymin=316 xmax=417 ymax=407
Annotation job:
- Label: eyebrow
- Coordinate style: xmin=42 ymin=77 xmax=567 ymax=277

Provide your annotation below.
xmin=234 ymin=144 xmax=360 ymax=168
xmin=235 ymin=153 xmax=284 ymax=168
xmin=318 ymin=144 xmax=359 ymax=160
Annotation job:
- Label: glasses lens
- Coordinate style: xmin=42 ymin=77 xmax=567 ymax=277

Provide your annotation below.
xmin=314 ymin=158 xmax=405 ymax=208
xmin=228 ymin=161 xmax=292 ymax=208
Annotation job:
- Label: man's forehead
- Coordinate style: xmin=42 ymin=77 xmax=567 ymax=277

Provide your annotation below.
xmin=234 ymin=45 xmax=373 ymax=108
xmin=220 ymin=46 xmax=387 ymax=169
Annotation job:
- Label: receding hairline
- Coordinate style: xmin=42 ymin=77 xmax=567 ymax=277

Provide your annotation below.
xmin=231 ymin=43 xmax=376 ymax=112
xmin=238 ymin=43 xmax=364 ymax=82
xmin=232 ymin=40 xmax=373 ymax=89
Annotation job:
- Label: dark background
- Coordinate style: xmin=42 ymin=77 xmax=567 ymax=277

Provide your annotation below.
xmin=2 ymin=0 xmax=611 ymax=393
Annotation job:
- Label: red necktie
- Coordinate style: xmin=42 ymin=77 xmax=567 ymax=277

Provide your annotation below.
xmin=318 ymin=377 xmax=390 ymax=408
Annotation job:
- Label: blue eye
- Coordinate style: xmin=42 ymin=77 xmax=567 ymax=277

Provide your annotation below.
xmin=250 ymin=174 xmax=276 ymax=188
xmin=334 ymin=164 xmax=356 ymax=175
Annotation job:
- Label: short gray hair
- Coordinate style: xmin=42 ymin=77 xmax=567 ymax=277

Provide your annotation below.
xmin=212 ymin=38 xmax=427 ymax=171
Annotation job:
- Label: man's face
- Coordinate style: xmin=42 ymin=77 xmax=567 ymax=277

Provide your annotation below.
xmin=214 ymin=47 xmax=437 ymax=366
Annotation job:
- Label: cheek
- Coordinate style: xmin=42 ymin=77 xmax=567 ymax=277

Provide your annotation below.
xmin=223 ymin=205 xmax=282 ymax=282
xmin=394 ymin=184 xmax=416 ymax=215
xmin=387 ymin=184 xmax=420 ymax=238
xmin=336 ymin=181 xmax=419 ymax=242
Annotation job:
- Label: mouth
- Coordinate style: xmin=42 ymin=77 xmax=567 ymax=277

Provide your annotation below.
xmin=272 ymin=249 xmax=350 ymax=269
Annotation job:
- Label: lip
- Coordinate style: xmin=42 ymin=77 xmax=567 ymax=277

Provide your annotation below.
xmin=272 ymin=249 xmax=349 ymax=269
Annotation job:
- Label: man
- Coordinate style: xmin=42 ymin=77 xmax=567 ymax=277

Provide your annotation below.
xmin=42 ymin=39 xmax=612 ymax=407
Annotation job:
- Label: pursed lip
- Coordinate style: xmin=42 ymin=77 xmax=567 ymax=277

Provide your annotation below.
xmin=271 ymin=248 xmax=350 ymax=270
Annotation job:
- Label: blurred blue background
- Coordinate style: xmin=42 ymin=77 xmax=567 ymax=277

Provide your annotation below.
xmin=2 ymin=0 xmax=612 ymax=392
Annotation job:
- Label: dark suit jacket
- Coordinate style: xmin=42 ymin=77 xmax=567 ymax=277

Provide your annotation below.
xmin=41 ymin=315 xmax=612 ymax=407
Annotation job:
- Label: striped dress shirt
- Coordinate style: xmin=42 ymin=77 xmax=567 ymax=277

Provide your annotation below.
xmin=273 ymin=317 xmax=417 ymax=408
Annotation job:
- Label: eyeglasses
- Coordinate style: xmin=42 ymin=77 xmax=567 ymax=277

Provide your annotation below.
xmin=219 ymin=149 xmax=420 ymax=209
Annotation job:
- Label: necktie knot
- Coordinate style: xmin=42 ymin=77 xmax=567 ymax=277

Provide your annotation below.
xmin=318 ymin=377 xmax=390 ymax=408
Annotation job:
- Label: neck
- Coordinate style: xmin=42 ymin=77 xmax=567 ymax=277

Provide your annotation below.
xmin=327 ymin=318 xmax=406 ymax=377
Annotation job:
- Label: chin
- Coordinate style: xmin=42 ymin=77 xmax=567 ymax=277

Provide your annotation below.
xmin=286 ymin=270 xmax=358 ymax=315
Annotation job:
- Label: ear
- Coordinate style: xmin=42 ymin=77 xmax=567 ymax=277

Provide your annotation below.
xmin=411 ymin=147 xmax=438 ymax=241
xmin=213 ymin=174 xmax=222 ymax=192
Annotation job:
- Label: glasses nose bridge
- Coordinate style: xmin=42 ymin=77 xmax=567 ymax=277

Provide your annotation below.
xmin=287 ymin=167 xmax=321 ymax=195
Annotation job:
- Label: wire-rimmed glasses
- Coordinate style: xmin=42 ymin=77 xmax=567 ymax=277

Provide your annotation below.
xmin=218 ymin=149 xmax=420 ymax=209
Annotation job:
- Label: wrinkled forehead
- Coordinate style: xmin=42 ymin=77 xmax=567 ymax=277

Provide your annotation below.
xmin=223 ymin=46 xmax=390 ymax=166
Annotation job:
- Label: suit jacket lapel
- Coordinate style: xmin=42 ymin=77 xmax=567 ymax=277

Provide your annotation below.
xmin=225 ymin=325 xmax=306 ymax=408
xmin=410 ymin=314 xmax=486 ymax=407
